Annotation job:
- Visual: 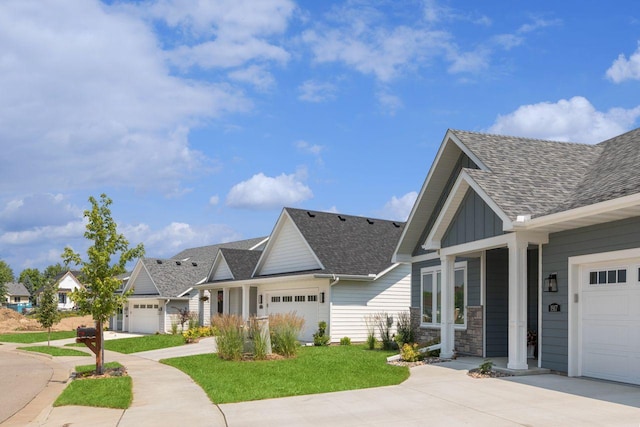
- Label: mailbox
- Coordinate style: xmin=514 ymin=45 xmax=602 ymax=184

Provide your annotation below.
xmin=76 ymin=326 xmax=97 ymax=338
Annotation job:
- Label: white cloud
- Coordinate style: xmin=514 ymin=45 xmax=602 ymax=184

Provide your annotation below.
xmin=209 ymin=195 xmax=220 ymax=206
xmin=488 ymin=96 xmax=640 ymax=143
xmin=0 ymin=1 xmax=252 ymax=195
xmin=226 ymin=170 xmax=313 ymax=210
xmin=295 ymin=140 xmax=323 ymax=156
xmin=378 ymin=192 xmax=418 ymax=221
xmin=606 ymin=42 xmax=640 ymax=83
xmin=376 ymin=90 xmax=404 ymax=115
xmin=298 ymin=80 xmax=337 ymax=102
xmin=228 ymin=65 xmax=275 ymax=91
xmin=0 ymin=194 xmax=82 ymax=232
xmin=145 ymin=0 xmax=295 ymax=70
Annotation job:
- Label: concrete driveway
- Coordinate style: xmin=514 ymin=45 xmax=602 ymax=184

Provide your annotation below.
xmin=221 ymin=360 xmax=640 ymax=426
xmin=0 ymin=350 xmax=54 ymax=424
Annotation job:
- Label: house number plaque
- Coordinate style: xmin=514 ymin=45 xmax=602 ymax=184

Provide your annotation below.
xmin=549 ymin=303 xmax=561 ymax=312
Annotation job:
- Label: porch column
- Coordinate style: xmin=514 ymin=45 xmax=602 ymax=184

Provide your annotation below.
xmin=223 ymin=288 xmax=230 ymax=315
xmin=507 ymin=236 xmax=528 ymax=370
xmin=440 ymin=255 xmax=455 ymax=359
xmin=241 ymin=284 xmax=250 ymax=321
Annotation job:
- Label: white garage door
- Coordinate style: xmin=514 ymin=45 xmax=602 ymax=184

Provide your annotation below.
xmin=130 ymin=302 xmax=160 ymax=334
xmin=581 ymin=258 xmax=640 ymax=385
xmin=266 ymin=289 xmax=318 ymax=342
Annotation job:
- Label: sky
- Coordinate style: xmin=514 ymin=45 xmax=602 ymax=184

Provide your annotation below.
xmin=2 ymin=0 xmax=640 ymax=275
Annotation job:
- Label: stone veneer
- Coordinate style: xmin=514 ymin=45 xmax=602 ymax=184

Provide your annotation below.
xmin=410 ymin=306 xmax=483 ymax=357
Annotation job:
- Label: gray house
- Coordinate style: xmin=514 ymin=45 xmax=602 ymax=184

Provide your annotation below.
xmin=4 ymin=282 xmax=31 ymax=312
xmin=111 ymin=237 xmax=267 ymax=334
xmin=394 ymin=128 xmax=640 ymax=386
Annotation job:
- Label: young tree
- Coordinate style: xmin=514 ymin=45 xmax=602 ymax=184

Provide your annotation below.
xmin=62 ymin=194 xmax=144 ymax=374
xmin=19 ymin=268 xmax=43 ymax=301
xmin=0 ymin=260 xmax=14 ymax=299
xmin=36 ymin=280 xmax=61 ymax=346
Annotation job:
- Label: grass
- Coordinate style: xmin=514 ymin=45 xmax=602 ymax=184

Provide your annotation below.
xmin=18 ymin=345 xmax=90 ymax=357
xmin=103 ymin=334 xmax=185 ymax=353
xmin=54 ymin=362 xmax=132 ymax=409
xmin=0 ymin=330 xmax=76 ymax=343
xmin=163 ymin=344 xmax=409 ymax=404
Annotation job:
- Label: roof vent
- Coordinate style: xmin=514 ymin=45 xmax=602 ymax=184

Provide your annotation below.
xmin=392 ymin=222 xmax=401 ymax=228
xmin=307 ymin=211 xmax=316 ymax=217
xmin=367 ymin=219 xmax=374 ymax=224
xmin=338 ymin=215 xmax=346 ymax=221
xmin=192 ymin=262 xmax=198 ymax=267
xmin=156 ymin=260 xmax=163 ymax=264
xmin=176 ymin=261 xmax=181 ymax=266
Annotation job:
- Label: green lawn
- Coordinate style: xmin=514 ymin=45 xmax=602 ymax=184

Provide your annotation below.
xmin=0 ymin=331 xmax=76 ymax=343
xmin=18 ymin=345 xmax=90 ymax=357
xmin=163 ymin=345 xmax=409 ymax=404
xmin=103 ymin=334 xmax=185 ymax=353
xmin=54 ymin=362 xmax=132 ymax=409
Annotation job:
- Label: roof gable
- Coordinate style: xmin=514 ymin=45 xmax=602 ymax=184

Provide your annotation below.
xmin=211 ymin=249 xmax=262 ymax=281
xmin=6 ymin=282 xmax=30 ymax=296
xmin=254 ymin=211 xmax=323 ymax=276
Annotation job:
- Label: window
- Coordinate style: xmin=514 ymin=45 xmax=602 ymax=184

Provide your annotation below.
xmin=271 ymin=296 xmax=281 ymax=303
xmin=133 ymin=304 xmax=140 ymax=309
xmin=308 ymin=295 xmax=318 ymax=302
xmin=589 ymin=268 xmax=627 ymax=285
xmin=282 ymin=296 xmax=293 ymax=302
xmin=13 ymin=297 xmax=20 ymax=303
xmin=58 ymin=293 xmax=67 ymax=304
xmin=421 ymin=262 xmax=467 ymax=328
xmin=295 ymin=295 xmax=305 ymax=302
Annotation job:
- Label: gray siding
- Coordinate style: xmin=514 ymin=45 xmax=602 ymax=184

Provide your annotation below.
xmin=413 ymin=153 xmax=478 ymax=256
xmin=442 ymin=189 xmax=503 ymax=248
xmin=485 ymin=248 xmax=508 ymax=357
xmin=541 ymin=216 xmax=640 ymax=372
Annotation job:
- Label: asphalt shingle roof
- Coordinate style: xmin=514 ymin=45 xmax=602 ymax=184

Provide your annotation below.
xmin=139 ymin=237 xmax=267 ymax=297
xmin=284 ymin=208 xmax=405 ymax=276
xmin=451 ymin=130 xmax=606 ymax=219
xmin=6 ymin=282 xmax=30 ymax=296
xmin=217 ymin=248 xmax=263 ymax=281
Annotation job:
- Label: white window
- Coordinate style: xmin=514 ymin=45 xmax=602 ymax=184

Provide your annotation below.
xmin=295 ymin=295 xmax=305 ymax=302
xmin=307 ymin=295 xmax=317 ymax=302
xmin=589 ymin=268 xmax=627 ymax=285
xmin=282 ymin=296 xmax=293 ymax=302
xmin=421 ymin=262 xmax=467 ymax=328
xmin=58 ymin=293 xmax=67 ymax=304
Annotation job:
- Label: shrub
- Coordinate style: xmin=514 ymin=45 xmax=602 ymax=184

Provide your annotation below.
xmin=478 ymin=359 xmax=493 ymax=374
xmin=364 ymin=314 xmax=377 ymax=350
xmin=401 ymin=343 xmax=422 ymax=362
xmin=340 ymin=336 xmax=351 ymax=346
xmin=269 ymin=312 xmax=304 ymax=357
xmin=394 ymin=311 xmax=413 ymax=346
xmin=373 ymin=312 xmax=394 ymax=350
xmin=366 ymin=334 xmax=376 ymax=350
xmin=170 ymin=321 xmax=179 ymax=335
xmin=313 ymin=321 xmax=330 ymax=346
xmin=211 ymin=314 xmax=244 ymax=361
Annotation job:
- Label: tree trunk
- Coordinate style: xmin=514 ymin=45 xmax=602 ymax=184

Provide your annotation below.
xmin=96 ymin=320 xmax=104 ymax=375
xmin=48 ymin=327 xmax=51 ymax=347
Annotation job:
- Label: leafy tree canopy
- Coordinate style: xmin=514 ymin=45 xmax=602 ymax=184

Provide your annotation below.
xmin=0 ymin=260 xmax=14 ymax=299
xmin=19 ymin=267 xmax=42 ymax=296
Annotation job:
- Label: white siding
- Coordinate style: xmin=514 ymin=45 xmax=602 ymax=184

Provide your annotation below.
xmin=330 ymin=265 xmax=411 ymax=343
xmin=259 ymin=218 xmax=321 ymax=276
xmin=212 ymin=259 xmax=233 ymax=281
xmin=57 ymin=275 xmax=82 ymax=310
xmin=132 ymin=268 xmax=159 ymax=295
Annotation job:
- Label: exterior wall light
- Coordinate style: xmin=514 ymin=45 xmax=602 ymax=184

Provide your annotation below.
xmin=544 ymin=273 xmax=558 ymax=292
xmin=320 ymin=292 xmax=325 ymax=303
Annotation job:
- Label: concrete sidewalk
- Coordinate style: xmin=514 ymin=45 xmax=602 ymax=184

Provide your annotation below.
xmin=2 ymin=337 xmax=225 ymax=427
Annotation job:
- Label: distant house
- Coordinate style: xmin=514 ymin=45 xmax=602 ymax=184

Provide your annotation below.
xmin=35 ymin=271 xmax=84 ymax=310
xmin=198 ymin=208 xmax=411 ymax=342
xmin=111 ymin=237 xmax=267 ymax=334
xmin=4 ymin=282 xmax=31 ymax=313
xmin=394 ymin=128 xmax=640 ymax=386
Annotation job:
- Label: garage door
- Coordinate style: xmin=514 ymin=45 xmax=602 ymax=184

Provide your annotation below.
xmin=581 ymin=258 xmax=640 ymax=385
xmin=130 ymin=302 xmax=160 ymax=334
xmin=266 ymin=289 xmax=318 ymax=342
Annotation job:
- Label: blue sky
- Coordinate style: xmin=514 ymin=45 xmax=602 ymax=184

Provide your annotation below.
xmin=2 ymin=0 xmax=640 ymax=274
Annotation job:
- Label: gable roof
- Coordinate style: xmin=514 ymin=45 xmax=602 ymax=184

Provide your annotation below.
xmin=395 ymin=128 xmax=640 ymax=258
xmin=5 ymin=282 xmax=30 ymax=296
xmin=133 ymin=237 xmax=268 ymax=298
xmin=253 ymin=208 xmax=405 ymax=278
xmin=214 ymin=249 xmax=263 ymax=281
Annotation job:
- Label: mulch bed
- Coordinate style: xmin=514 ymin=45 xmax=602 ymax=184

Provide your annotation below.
xmin=74 ymin=366 xmax=128 ymax=379
xmin=388 ymin=356 xmax=445 ymax=367
xmin=467 ymin=368 xmax=513 ymax=378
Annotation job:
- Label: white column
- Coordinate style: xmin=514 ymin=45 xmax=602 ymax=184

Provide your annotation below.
xmin=223 ymin=288 xmax=230 ymax=315
xmin=507 ymin=236 xmax=528 ymax=370
xmin=242 ymin=284 xmax=250 ymax=321
xmin=440 ymin=255 xmax=455 ymax=359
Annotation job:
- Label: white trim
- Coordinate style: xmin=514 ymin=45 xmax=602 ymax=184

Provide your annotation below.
xmin=249 ymin=237 xmax=269 ymax=251
xmin=567 ymin=247 xmax=640 ymax=378
xmin=480 ymin=251 xmax=486 ymax=358
xmin=419 ymin=261 xmax=468 ymax=330
xmin=537 ymin=243 xmax=543 ymax=369
xmin=408 ymin=252 xmax=441 ymax=263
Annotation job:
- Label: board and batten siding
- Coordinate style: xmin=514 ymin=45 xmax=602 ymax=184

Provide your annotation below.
xmin=259 ymin=218 xmax=321 ymax=275
xmin=131 ymin=266 xmax=159 ymax=295
xmin=442 ymin=189 xmax=503 ymax=248
xmin=541 ymin=216 xmax=640 ymax=372
xmin=331 ymin=265 xmax=411 ymax=342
